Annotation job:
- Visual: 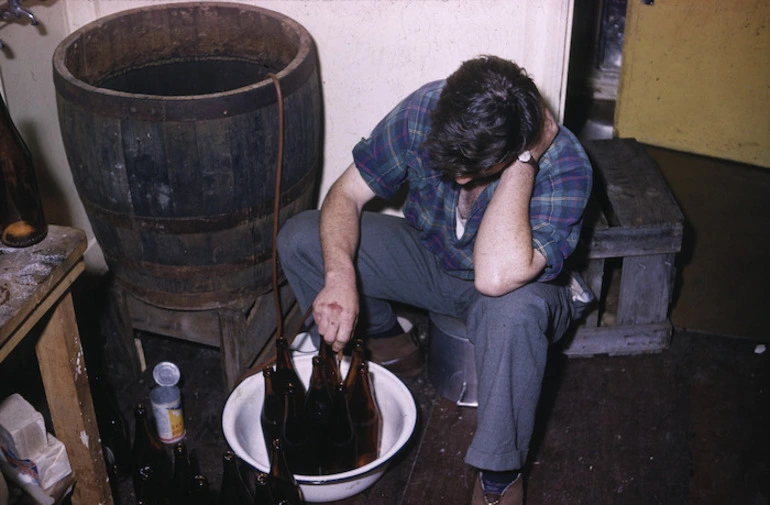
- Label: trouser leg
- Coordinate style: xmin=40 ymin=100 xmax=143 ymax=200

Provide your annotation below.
xmin=463 ymin=282 xmax=574 ymax=471
xmin=276 ymin=210 xmax=472 ymax=337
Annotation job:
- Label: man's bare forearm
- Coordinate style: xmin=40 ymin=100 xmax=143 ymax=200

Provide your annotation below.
xmin=313 ymin=164 xmax=376 ymax=350
xmin=473 ymin=163 xmax=544 ymax=296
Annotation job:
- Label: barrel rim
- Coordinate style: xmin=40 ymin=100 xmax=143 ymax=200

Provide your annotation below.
xmin=52 ymin=1 xmax=317 ymax=121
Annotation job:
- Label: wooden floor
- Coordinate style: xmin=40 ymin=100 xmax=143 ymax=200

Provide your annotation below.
xmin=90 ymin=320 xmax=768 ymax=505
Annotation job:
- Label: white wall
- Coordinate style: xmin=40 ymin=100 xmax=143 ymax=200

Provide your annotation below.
xmin=1 ymin=0 xmax=574 ymax=274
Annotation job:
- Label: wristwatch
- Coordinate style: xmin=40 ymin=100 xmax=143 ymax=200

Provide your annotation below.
xmin=517 ymin=150 xmax=539 ymax=172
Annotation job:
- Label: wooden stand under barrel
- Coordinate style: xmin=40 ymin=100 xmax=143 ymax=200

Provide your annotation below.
xmin=107 ymin=283 xmax=296 ymax=391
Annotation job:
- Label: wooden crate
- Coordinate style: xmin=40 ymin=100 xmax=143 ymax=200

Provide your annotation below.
xmin=565 ymin=138 xmax=685 ymax=357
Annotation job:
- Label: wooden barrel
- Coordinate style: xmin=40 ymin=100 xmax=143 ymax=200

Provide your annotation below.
xmin=53 ymin=2 xmax=321 ymax=309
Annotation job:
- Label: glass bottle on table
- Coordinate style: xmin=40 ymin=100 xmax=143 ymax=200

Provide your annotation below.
xmin=348 ymin=362 xmax=382 ymax=467
xmin=0 ymin=92 xmax=47 ymax=247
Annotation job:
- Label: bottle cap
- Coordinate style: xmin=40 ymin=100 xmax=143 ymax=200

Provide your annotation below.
xmin=153 ymin=361 xmax=181 ymax=387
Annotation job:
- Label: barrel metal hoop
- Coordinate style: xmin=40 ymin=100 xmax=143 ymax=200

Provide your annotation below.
xmin=80 ymin=168 xmax=317 ymax=234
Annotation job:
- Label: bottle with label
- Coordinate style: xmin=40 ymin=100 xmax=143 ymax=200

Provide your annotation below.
xmin=347 ymin=362 xmax=382 ymax=467
xmin=150 ymin=361 xmax=186 ymax=444
xmin=0 ymin=93 xmax=47 ymax=247
xmin=260 ymin=367 xmax=282 ymax=459
xmin=303 ymin=356 xmax=333 ymax=475
xmin=132 ymin=404 xmax=172 ymax=500
xmin=218 ymin=450 xmax=252 ymax=505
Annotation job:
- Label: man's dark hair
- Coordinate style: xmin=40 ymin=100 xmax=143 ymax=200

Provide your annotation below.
xmin=424 ymin=55 xmax=544 ymax=180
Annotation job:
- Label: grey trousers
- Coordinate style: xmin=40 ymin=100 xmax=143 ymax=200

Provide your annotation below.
xmin=277 ymin=210 xmax=583 ymax=471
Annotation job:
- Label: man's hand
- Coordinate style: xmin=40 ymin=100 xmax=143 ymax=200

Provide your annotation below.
xmin=313 ymin=271 xmax=359 ymax=352
xmin=530 ymin=107 xmax=559 ymax=160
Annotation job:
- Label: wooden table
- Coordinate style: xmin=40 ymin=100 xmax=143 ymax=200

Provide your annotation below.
xmin=0 ymin=225 xmax=113 ymax=505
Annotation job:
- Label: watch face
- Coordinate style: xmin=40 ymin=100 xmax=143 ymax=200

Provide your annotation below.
xmin=518 ymin=150 xmax=532 ymax=163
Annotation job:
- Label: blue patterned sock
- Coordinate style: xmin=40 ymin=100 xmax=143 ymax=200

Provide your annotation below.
xmin=480 ymin=470 xmax=520 ymax=495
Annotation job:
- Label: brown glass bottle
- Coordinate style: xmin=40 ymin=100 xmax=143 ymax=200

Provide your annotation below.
xmin=253 ymin=471 xmax=271 ymax=505
xmin=328 ymin=383 xmax=356 ymax=474
xmin=303 ymin=356 xmax=333 ymax=475
xmin=218 ymin=450 xmax=252 ymax=505
xmin=318 ymin=342 xmax=341 ymax=394
xmin=347 ymin=362 xmax=382 ymax=467
xmin=274 ymin=337 xmax=306 ymax=400
xmin=343 ymin=339 xmax=366 ymax=391
xmin=0 ymin=93 xmax=47 ymax=247
xmin=268 ymin=438 xmax=304 ymax=505
xmin=132 ymin=404 xmax=171 ymax=500
xmin=189 ymin=474 xmax=215 ymax=505
xmin=260 ymin=367 xmax=283 ymax=459
xmin=282 ymin=382 xmax=314 ymax=475
xmin=136 ymin=465 xmax=161 ymax=505
xmin=170 ymin=441 xmax=190 ymax=505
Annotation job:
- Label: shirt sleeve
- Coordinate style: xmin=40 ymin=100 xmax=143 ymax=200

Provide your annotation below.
xmin=352 ymin=105 xmax=412 ymax=200
xmin=530 ymin=128 xmax=593 ymax=281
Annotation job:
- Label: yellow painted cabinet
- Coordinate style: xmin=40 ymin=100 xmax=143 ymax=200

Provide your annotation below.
xmin=616 ymin=0 xmax=770 ymax=168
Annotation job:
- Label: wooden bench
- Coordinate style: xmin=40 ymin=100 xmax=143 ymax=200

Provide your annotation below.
xmin=564 ymin=137 xmax=685 ymax=357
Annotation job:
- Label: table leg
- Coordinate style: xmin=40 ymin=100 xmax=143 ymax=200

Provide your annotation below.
xmin=36 ymin=292 xmax=114 ymax=505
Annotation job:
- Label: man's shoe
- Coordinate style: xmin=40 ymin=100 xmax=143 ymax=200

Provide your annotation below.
xmin=365 ymin=328 xmax=424 ymax=377
xmin=471 ymin=473 xmax=523 ymax=505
